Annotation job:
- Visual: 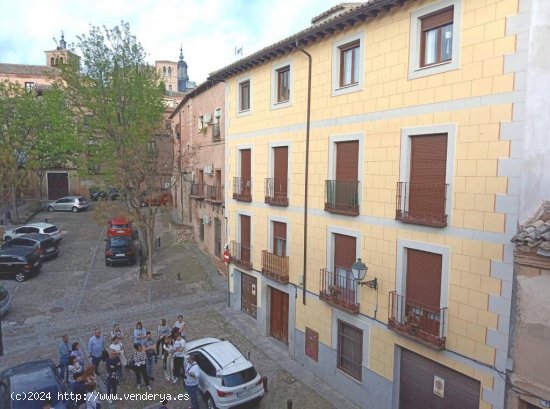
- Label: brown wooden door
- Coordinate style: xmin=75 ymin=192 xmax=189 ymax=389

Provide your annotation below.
xmin=406 ymin=248 xmax=442 ymax=336
xmin=333 ymin=234 xmax=357 ymax=303
xmin=400 ymin=349 xmax=481 ymax=409
xmin=240 ymin=214 xmax=251 ymax=264
xmin=47 ymin=173 xmax=69 ymax=200
xmin=409 ymin=134 xmax=447 ymax=218
xmin=241 ymin=149 xmax=251 ymax=196
xmin=273 ymin=146 xmax=288 ymax=197
xmin=270 ymin=287 xmax=289 ymax=344
xmin=241 ymin=273 xmax=257 ymax=319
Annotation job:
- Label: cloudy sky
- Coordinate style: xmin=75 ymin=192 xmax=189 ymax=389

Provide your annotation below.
xmin=1 ymin=0 xmax=342 ymax=83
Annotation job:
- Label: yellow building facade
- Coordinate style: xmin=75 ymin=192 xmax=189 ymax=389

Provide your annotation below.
xmin=210 ymin=0 xmax=527 ymax=408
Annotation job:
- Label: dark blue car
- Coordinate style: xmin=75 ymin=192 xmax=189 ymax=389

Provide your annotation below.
xmin=0 ymin=360 xmax=73 ymax=408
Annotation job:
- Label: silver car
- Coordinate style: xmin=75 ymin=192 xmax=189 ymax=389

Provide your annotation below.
xmin=3 ymin=222 xmax=62 ymax=242
xmin=46 ymin=196 xmax=89 ymax=213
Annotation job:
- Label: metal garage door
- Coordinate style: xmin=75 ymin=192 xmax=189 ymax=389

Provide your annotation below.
xmin=400 ymin=349 xmax=481 ymax=409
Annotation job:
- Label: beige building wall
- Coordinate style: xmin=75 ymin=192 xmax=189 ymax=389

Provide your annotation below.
xmin=221 ymin=0 xmax=524 ymax=408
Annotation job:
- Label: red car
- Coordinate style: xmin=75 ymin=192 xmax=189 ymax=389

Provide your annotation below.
xmin=107 ymin=216 xmax=133 ymax=238
xmin=141 ymin=191 xmax=173 ymax=207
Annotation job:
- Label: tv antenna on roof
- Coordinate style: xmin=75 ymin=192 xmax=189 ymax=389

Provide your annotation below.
xmin=235 ymin=46 xmax=243 ymax=57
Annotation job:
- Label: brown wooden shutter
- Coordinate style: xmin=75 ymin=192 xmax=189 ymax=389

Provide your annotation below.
xmin=406 ymin=248 xmax=442 ymax=308
xmin=409 ymin=134 xmax=447 ymax=217
xmin=240 ymin=215 xmax=251 ymax=247
xmin=336 ymin=141 xmax=359 ymax=181
xmin=334 ymin=234 xmax=356 ymax=270
xmin=273 ymin=222 xmax=286 ymax=240
xmin=241 ymin=149 xmax=251 ymax=180
xmin=273 ymin=147 xmax=288 ymax=181
xmin=421 ymin=7 xmax=453 ymax=31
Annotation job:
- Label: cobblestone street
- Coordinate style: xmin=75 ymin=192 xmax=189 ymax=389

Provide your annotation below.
xmin=1 ymin=204 xmax=352 ymax=409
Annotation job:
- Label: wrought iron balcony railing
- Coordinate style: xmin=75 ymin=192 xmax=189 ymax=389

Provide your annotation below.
xmin=190 ymin=183 xmax=205 ymax=199
xmin=265 ymin=178 xmax=289 ymax=207
xmin=232 ymin=177 xmax=252 ymax=202
xmin=395 ymin=182 xmax=448 ymax=227
xmin=388 ymin=291 xmax=447 ymax=350
xmin=230 ymin=240 xmax=252 ymax=270
xmin=206 ymin=185 xmax=223 ymax=203
xmin=319 ymin=268 xmax=359 ymax=314
xmin=261 ymin=250 xmax=289 ymax=283
xmin=325 ymin=180 xmax=359 ymax=216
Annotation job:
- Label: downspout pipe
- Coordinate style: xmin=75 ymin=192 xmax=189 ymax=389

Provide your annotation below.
xmin=296 ymin=40 xmax=312 ymax=306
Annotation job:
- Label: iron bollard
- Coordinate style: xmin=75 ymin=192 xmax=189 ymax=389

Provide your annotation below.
xmin=155 ymin=237 xmax=161 ymax=248
xmin=262 ymin=375 xmax=268 ymax=393
xmin=287 ymin=399 xmax=293 ymax=409
xmin=44 ymin=218 xmax=48 ymax=223
xmin=177 ymin=272 xmax=181 ymax=281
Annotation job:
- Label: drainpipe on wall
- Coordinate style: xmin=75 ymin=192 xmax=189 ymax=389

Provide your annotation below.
xmin=296 ymin=40 xmax=312 ymax=306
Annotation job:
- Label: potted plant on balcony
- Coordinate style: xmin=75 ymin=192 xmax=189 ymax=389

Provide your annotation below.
xmin=328 ymin=285 xmax=341 ymax=300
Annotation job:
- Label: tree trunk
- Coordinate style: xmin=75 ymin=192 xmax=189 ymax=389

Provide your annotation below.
xmin=147 ymin=227 xmax=154 ymax=280
xmin=10 ymin=183 xmax=19 ymax=222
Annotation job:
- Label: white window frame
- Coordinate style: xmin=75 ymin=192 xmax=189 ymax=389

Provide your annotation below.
xmin=408 ymin=0 xmax=462 ymax=80
xmin=267 ymin=216 xmax=290 ymax=257
xmin=396 ymin=238 xmax=451 ymax=338
xmin=399 ymin=124 xmax=455 ymax=225
xmin=237 ymin=76 xmax=252 ymax=117
xmin=271 ymin=59 xmax=293 ymax=109
xmin=268 ymin=141 xmax=292 ymax=201
xmin=331 ymin=31 xmax=365 ymax=97
xmin=327 ymin=132 xmax=364 ymax=209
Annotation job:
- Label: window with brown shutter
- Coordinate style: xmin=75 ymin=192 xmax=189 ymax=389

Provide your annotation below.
xmin=420 ymin=7 xmax=454 ymax=67
xmin=326 ymin=141 xmax=359 ymax=215
xmin=339 ymin=40 xmax=360 ymax=87
xmin=276 ymin=66 xmax=290 ymax=102
xmin=272 ymin=221 xmax=287 ymax=257
xmin=240 ymin=215 xmax=251 ymax=264
xmin=337 ymin=320 xmax=363 ymax=381
xmin=239 ymin=80 xmax=250 ymax=111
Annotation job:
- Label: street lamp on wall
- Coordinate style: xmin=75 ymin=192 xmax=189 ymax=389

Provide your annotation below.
xmin=351 ymin=258 xmax=378 ymax=290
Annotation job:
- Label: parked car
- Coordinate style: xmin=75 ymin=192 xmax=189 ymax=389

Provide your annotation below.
xmin=0 ymin=246 xmax=42 ymax=282
xmin=0 ymin=359 xmax=74 ymax=408
xmin=46 ymin=196 xmax=89 ymax=213
xmin=140 ymin=190 xmax=173 ymax=207
xmin=3 ymin=222 xmax=62 ymax=243
xmin=0 ymin=284 xmax=11 ymax=316
xmin=185 ymin=337 xmax=265 ymax=409
xmin=2 ymin=233 xmax=59 ymax=261
xmin=105 ymin=236 xmax=136 ymax=266
xmin=107 ymin=216 xmax=133 ymax=238
xmin=90 ymin=188 xmax=122 ymax=201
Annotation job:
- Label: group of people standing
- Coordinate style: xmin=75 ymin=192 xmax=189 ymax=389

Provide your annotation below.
xmin=57 ymin=314 xmax=201 ymax=409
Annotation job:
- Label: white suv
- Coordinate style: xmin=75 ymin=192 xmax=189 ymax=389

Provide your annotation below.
xmin=185 ymin=337 xmax=265 ymax=409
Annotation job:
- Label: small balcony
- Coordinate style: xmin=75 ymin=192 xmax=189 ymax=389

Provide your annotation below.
xmin=388 ymin=291 xmax=447 ymax=350
xmin=230 ymin=240 xmax=252 ymax=270
xmin=319 ymin=268 xmax=359 ymax=314
xmin=232 ymin=177 xmax=252 ymax=202
xmin=325 ymin=180 xmax=359 ymax=216
xmin=395 ymin=182 xmax=448 ymax=227
xmin=265 ymin=178 xmax=289 ymax=207
xmin=212 ymin=123 xmax=221 ymax=142
xmin=190 ymin=183 xmax=205 ymax=199
xmin=261 ymin=250 xmax=289 ymax=283
xmin=206 ymin=185 xmax=223 ymax=204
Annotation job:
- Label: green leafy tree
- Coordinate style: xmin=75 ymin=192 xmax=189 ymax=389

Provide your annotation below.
xmin=61 ymin=22 xmax=167 ymax=279
xmin=26 ymin=83 xmax=82 ymax=203
xmin=0 ymin=81 xmax=36 ymax=220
